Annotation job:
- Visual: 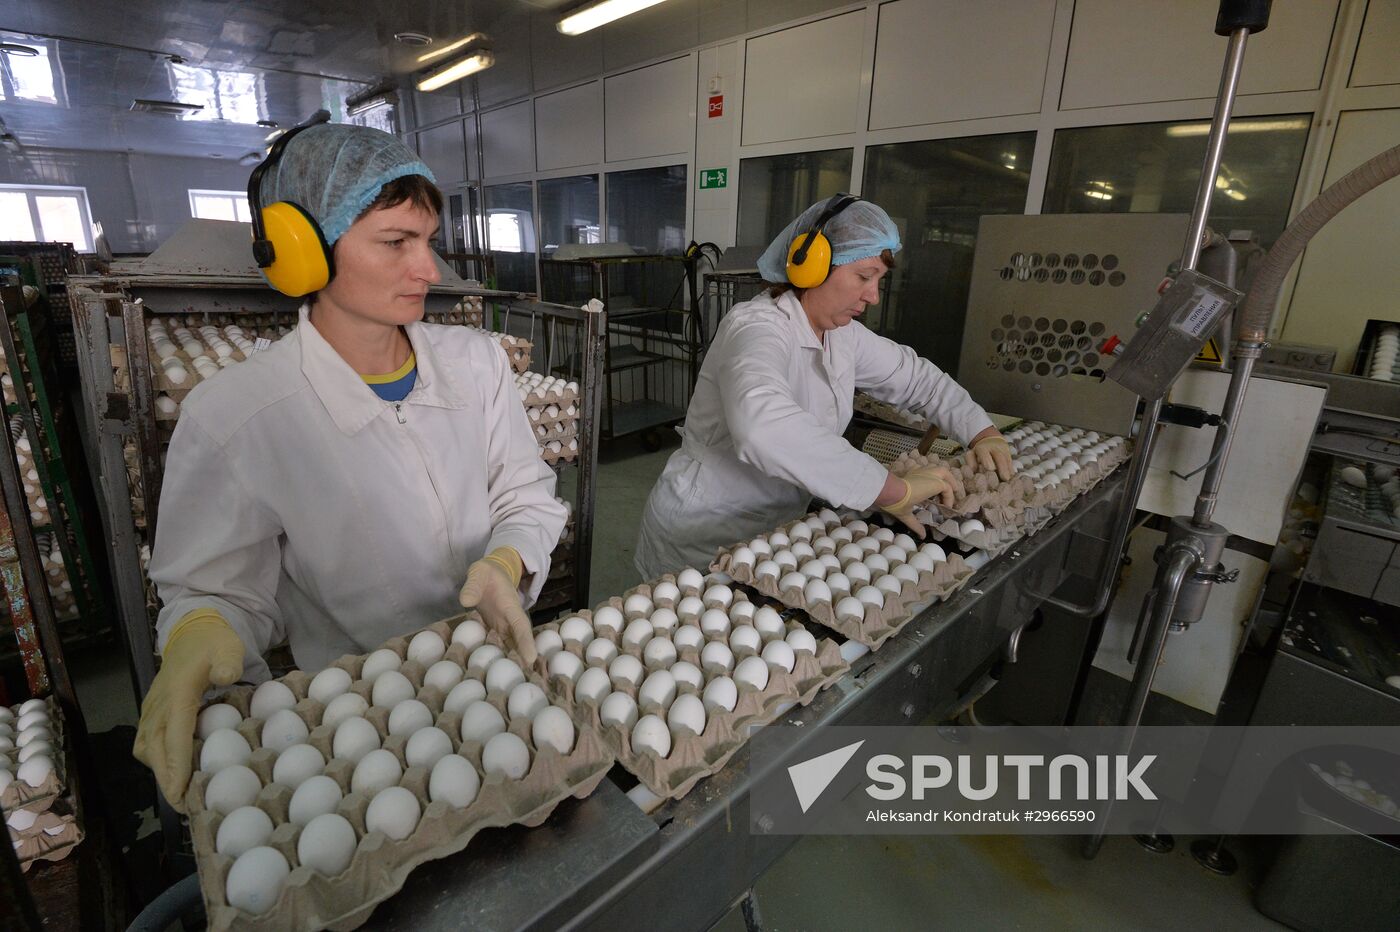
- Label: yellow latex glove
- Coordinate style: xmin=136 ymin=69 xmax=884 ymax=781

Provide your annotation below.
xmin=971 ymin=434 xmax=1014 ymax=481
xmin=458 ymin=547 xmax=537 ymax=667
xmin=879 ymin=464 xmax=958 ymax=537
xmin=133 ymin=609 xmax=245 ymax=812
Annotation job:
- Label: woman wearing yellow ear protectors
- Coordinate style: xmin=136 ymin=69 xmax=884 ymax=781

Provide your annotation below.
xmin=634 ymin=194 xmax=1012 ymax=579
xmin=131 ymin=124 xmax=568 ymax=809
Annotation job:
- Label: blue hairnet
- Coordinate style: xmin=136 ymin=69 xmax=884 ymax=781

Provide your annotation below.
xmin=259 ymin=124 xmax=436 ymax=247
xmin=756 ymin=195 xmax=902 ymax=284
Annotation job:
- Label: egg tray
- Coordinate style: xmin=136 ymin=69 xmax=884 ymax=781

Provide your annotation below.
xmin=535 ymin=581 xmax=848 ymax=800
xmin=524 ymin=403 xmax=579 ymax=431
xmin=540 ymin=442 xmax=580 ymax=467
xmin=1 ymin=699 xmax=68 ymax=815
xmin=469 ymin=329 xmax=533 ymax=374
xmin=146 ymin=340 xmax=251 ymax=393
xmin=518 ymin=382 xmax=580 ymax=408
xmin=186 ymin=618 xmax=613 ymax=932
xmin=10 ymin=808 xmax=84 ymax=873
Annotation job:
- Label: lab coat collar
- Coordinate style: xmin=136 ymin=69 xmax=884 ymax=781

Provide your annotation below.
xmin=297 ymin=306 xmax=468 ymax=435
xmin=775 ymin=290 xmax=825 ymax=352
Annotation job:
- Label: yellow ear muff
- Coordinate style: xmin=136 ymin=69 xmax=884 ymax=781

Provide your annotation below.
xmin=786 ymin=232 xmax=832 ymax=289
xmin=258 ymin=201 xmax=332 ymax=297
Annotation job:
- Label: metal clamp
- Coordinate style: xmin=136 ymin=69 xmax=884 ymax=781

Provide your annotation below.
xmin=1194 ymin=563 xmax=1239 ymax=584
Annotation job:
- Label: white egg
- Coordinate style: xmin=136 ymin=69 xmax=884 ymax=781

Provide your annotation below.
xmin=288 ymin=775 xmax=342 ymax=826
xmin=622 ymin=594 xmax=652 ymax=619
xmin=703 ymin=584 xmax=734 ymax=609
xmin=351 ymin=749 xmax=403 ymax=796
xmin=260 ymin=708 xmax=309 ymax=752
xmin=621 ymin=618 xmax=655 ymax=650
xmin=761 ymin=639 xmax=796 ymax=674
xmin=558 ymin=617 xmax=595 ymax=649
xmin=371 ymin=671 xmax=415 ymax=709
xmin=846 ymin=519 xmax=869 ymax=535
xmin=893 ymin=564 xmax=920 ymax=585
xmin=728 ymin=601 xmax=757 ymax=625
xmin=728 ymin=624 xmax=763 ymax=657
xmin=321 ymin=692 xmax=369 ymax=730
xmin=467 ymin=644 xmax=504 ymax=675
xmin=643 ymin=637 xmax=678 ymax=669
xmin=200 ymin=728 xmax=253 ymax=773
xmin=405 ymin=631 xmax=446 ymax=667
xmin=670 ymin=661 xmax=704 ymax=693
xmin=531 ymin=706 xmax=576 ymax=755
xmin=788 ymin=522 xmax=814 ymax=542
xmin=638 ymin=670 xmax=678 ymax=713
xmin=609 ymin=654 xmax=645 ymax=690
xmin=307 ymin=668 xmax=352 ymax=706
xmin=215 ymin=805 xmax=275 ymax=858
xmin=600 ymin=691 xmax=639 ymax=730
xmin=734 ymin=655 xmax=770 ymax=692
xmin=730 ymin=546 xmax=756 ymax=570
xmin=672 ymin=624 xmax=704 ymax=651
xmin=872 ymin=527 xmax=895 ymax=544
xmin=248 ymin=680 xmax=297 ymax=720
xmin=676 ymin=595 xmax=707 ymax=621
xmin=297 ymin=812 xmax=357 ymax=876
xmin=459 ymin=701 xmax=507 ymax=744
xmin=387 ymin=699 xmax=434 ymax=737
xmin=651 ymin=581 xmax=680 ymax=604
xmin=272 ymin=743 xmax=324 ymax=789
xmin=803 ymin=578 xmax=833 ymax=605
xmin=875 ymin=575 xmax=904 ymax=596
xmin=778 ymin=571 xmax=807 ymax=593
xmin=423 ymin=659 xmax=466 ymax=694
xmin=768 ymin=531 xmax=791 ymax=549
xmin=197 ymin=703 xmax=242 ymax=739
xmin=920 ymin=542 xmax=947 ymax=562
xmin=791 ymin=542 xmax=816 ymax=562
xmin=405 ymin=726 xmax=454 ymax=770
xmin=17 ymin=740 xmax=50 ymax=762
xmin=893 ymin=533 xmax=917 ymax=552
xmin=225 ymin=846 xmax=290 ymax=915
xmin=818 ymin=507 xmax=841 ymax=525
xmin=359 ymin=648 xmax=403 ymax=684
xmin=204 ymin=764 xmax=262 ymax=815
xmin=747 ymin=538 xmax=773 ymax=558
xmin=1340 ymin=465 xmax=1367 ymax=488
xmin=812 ymin=535 xmax=837 ymax=554
xmin=700 ymin=608 xmax=731 ymax=638
xmin=483 ymin=732 xmax=531 ymax=780
xmin=835 ymin=597 xmax=867 ymax=622
xmin=532 ymin=629 xmax=564 ymax=662
xmin=666 ymin=693 xmax=707 ymax=738
xmin=753 ymin=560 xmax=781 ymax=580
xmin=844 ymin=562 xmax=871 ymax=585
xmin=753 ymin=606 xmax=785 ymax=641
xmin=574 ymin=667 xmax=612 ymax=705
xmin=863 ymin=554 xmax=890 ymax=576
xmin=650 ymin=607 xmax=680 ymax=633
xmin=881 ymin=545 xmax=909 ymax=566
xmin=428 ymin=754 xmax=481 ymax=809
xmin=485 ymin=658 xmax=526 ymax=695
xmin=585 ymin=637 xmax=620 ymax=668
xmin=701 ymin=641 xmax=735 ymax=676
xmin=507 ymin=683 xmax=549 ymax=721
xmin=786 ymin=629 xmax=818 ymax=655
xmin=829 ymin=527 xmax=854 ymax=544
xmin=857 ymin=537 xmax=881 ymax=555
xmin=631 ymin=715 xmax=671 ymax=759
xmin=798 ymin=559 xmax=826 ymax=579
xmin=366 ymin=785 xmax=420 ymax=840
xmin=331 ymin=717 xmax=380 ymax=764
xmin=451 ymin=618 xmax=487 ymax=652
xmin=677 ymin=567 xmax=706 ymax=593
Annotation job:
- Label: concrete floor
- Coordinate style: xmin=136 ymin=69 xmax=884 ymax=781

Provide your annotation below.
xmin=66 ymin=433 xmax=1286 ymax=930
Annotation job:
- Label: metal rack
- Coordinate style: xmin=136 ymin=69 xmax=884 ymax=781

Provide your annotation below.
xmin=66 ymin=267 xmax=604 ymax=701
xmin=540 ymin=254 xmax=700 ymax=447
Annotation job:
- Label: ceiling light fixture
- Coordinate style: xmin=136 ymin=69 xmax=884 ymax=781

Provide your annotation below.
xmin=1223 ymin=188 xmax=1246 ymax=201
xmin=1165 ymin=118 xmax=1309 ymax=137
xmin=557 ymin=0 xmax=674 ymax=36
xmin=346 ymin=84 xmax=398 ymax=116
xmin=130 ymin=98 xmax=205 ymax=115
xmin=0 ymin=43 xmax=40 ymax=57
xmin=415 ymin=33 xmax=487 ymax=65
xmin=394 ymin=31 xmax=433 ymax=47
xmin=256 ymin=119 xmax=279 ymax=128
xmin=416 ymin=50 xmax=494 ymax=92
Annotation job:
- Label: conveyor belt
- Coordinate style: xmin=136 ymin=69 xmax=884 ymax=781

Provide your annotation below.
xmin=369 ymin=472 xmax=1124 ymax=929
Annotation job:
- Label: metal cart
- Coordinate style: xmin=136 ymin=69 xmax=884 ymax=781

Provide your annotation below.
xmin=540 ymin=253 xmax=700 ymax=450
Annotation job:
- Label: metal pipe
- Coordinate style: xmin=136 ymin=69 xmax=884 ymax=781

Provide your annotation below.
xmin=1191 ymin=350 xmax=1259 ymax=526
xmin=1082 ymin=543 xmax=1202 ymax=859
xmin=1180 ymin=28 xmax=1251 ymax=273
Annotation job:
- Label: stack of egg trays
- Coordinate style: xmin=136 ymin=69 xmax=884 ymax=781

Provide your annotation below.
xmin=535 ymin=574 xmax=848 ymax=801
xmin=186 ymin=616 xmax=613 ymax=932
xmin=712 ymin=513 xmax=975 ymax=650
xmin=517 ymin=376 xmax=579 ymax=409
xmin=468 ymin=329 xmax=532 ymax=374
xmin=3 ymin=699 xmax=83 ymax=870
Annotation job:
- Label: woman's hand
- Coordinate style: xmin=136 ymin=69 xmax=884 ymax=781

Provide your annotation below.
xmin=969 ymin=429 xmax=1014 ymax=481
xmin=458 ymin=548 xmax=538 ymax=666
xmin=875 ymin=465 xmax=958 ymax=536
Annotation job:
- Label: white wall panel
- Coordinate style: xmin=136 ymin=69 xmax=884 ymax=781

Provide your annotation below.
xmin=416 ymin=120 xmax=468 ymax=187
xmin=1351 ymin=0 xmax=1400 ymax=88
xmin=604 ymin=57 xmax=697 ymax=162
xmin=742 ymin=12 xmax=864 ymax=146
xmin=1283 ymin=108 xmax=1400 ymax=371
xmin=1060 ymin=0 xmax=1339 ymax=110
xmin=870 ymin=0 xmax=1055 ymax=130
xmin=531 ymin=14 xmax=604 ymax=91
xmin=602 ymin=0 xmax=700 ymax=72
xmin=695 ymin=43 xmax=741 ymax=246
xmin=535 ymin=83 xmax=604 ymax=171
xmin=481 ymin=102 xmax=536 ymax=179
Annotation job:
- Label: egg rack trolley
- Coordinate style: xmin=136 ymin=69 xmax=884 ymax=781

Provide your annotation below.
xmin=65 ymin=273 xmax=606 ymax=705
xmin=539 ymin=254 xmax=701 ymax=447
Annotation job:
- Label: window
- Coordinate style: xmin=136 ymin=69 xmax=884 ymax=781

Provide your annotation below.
xmin=483 ymin=182 xmax=537 ymax=293
xmin=538 ymin=175 xmax=600 ymax=255
xmin=1042 ymin=115 xmax=1312 ymax=252
xmin=167 ymin=62 xmax=264 ymax=124
xmin=0 ymin=39 xmax=61 ymax=105
xmin=0 ymin=185 xmax=93 ymax=252
xmin=737 ymin=149 xmax=853 ymax=249
xmin=189 ymin=189 xmax=252 ymax=222
xmin=605 ymin=166 xmax=687 ymax=255
xmin=863 ymin=132 xmax=1036 ymax=372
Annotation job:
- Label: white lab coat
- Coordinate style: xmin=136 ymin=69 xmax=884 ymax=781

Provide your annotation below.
xmin=634 ymin=290 xmax=994 ymax=580
xmin=149 ymin=308 xmax=568 ymax=682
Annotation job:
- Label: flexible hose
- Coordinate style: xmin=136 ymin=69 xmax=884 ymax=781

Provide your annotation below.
xmin=1237 ymin=141 xmax=1400 ymax=343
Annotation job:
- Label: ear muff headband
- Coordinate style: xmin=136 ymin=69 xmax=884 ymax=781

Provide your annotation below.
xmin=785 ymin=193 xmax=862 ymax=289
xmin=248 ymin=114 xmax=334 ymax=297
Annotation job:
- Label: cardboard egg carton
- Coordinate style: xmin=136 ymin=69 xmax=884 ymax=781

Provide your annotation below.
xmin=186 ymin=616 xmax=612 ymax=932
xmin=468 ymin=329 xmax=533 ymax=374
xmin=539 ymin=438 xmax=579 ymax=467
xmin=535 ymin=574 xmax=848 ymax=800
xmin=515 ymin=374 xmax=579 ymax=408
xmin=10 ymin=807 xmax=84 ymax=872
xmin=523 ymin=402 xmax=579 ymax=431
xmin=854 ymin=392 xmax=930 ymax=431
xmin=1 ymin=701 xmax=67 ymax=816
xmin=532 ymin=420 xmax=578 ymax=447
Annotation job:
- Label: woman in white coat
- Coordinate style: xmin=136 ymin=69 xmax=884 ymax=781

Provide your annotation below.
xmin=635 ymin=195 xmax=1013 ymax=580
xmin=133 ymin=125 xmax=568 ymax=808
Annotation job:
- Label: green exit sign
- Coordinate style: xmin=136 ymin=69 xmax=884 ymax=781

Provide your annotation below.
xmin=699 ymin=168 xmax=728 ymax=189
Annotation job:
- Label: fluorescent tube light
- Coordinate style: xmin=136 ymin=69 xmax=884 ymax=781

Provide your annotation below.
xmin=1165 ymin=118 xmax=1309 ymax=137
xmin=557 ymin=0 xmax=674 ymax=36
xmin=416 ymin=50 xmax=495 ymax=92
xmin=416 ymin=33 xmax=487 ymax=64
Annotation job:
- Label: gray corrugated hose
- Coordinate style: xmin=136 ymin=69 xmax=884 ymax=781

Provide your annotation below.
xmin=1237 ymin=141 xmax=1400 ymax=343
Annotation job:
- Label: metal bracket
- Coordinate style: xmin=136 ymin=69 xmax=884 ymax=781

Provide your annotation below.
xmin=1195 ymin=563 xmax=1239 ymax=584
